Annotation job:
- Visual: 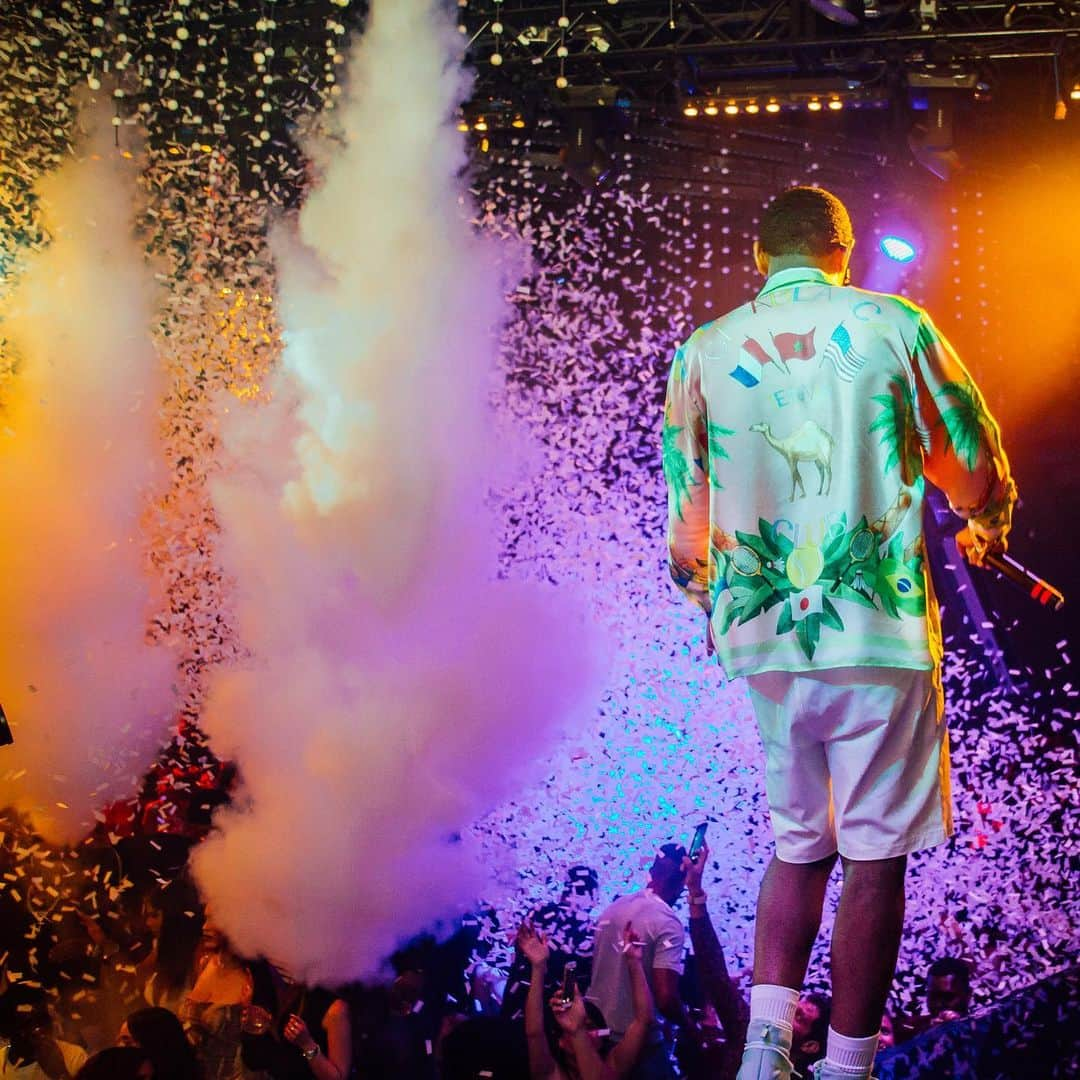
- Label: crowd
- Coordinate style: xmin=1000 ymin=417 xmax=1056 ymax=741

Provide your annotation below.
xmin=0 ymin=824 xmax=979 ymax=1080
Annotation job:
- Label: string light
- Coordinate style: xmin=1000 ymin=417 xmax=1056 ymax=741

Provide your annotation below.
xmin=683 ymin=103 xmax=699 ymax=117
xmin=807 ymin=97 xmax=823 ymax=111
xmin=828 ymin=96 xmax=843 ymax=110
xmin=724 ymin=100 xmax=739 ymax=115
xmin=765 ymin=99 xmax=781 ymax=113
xmin=745 ymin=101 xmax=759 ymax=114
xmin=704 ymin=101 xmax=719 ymax=116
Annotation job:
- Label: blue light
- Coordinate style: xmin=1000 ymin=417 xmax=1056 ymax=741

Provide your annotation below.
xmin=880 ymin=235 xmax=918 ymax=263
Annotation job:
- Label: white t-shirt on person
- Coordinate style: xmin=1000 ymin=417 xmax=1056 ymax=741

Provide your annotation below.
xmin=586 ymin=887 xmax=684 ymax=1041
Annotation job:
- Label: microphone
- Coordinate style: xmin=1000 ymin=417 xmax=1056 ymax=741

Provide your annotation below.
xmin=982 ymin=552 xmax=1065 ymax=611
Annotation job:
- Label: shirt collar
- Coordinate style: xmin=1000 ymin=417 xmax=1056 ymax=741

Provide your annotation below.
xmin=756 ymin=265 xmax=835 ymax=299
xmin=645 ymin=886 xmax=676 ymax=914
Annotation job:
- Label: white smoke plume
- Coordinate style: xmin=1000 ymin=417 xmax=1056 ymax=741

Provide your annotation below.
xmin=191 ymin=0 xmax=598 ymax=984
xmin=0 ymin=105 xmax=176 ymax=844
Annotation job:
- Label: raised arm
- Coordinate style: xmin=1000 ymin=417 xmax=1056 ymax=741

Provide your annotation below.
xmin=517 ymin=923 xmax=559 ymax=1080
xmin=683 ymin=847 xmax=748 ymax=1051
xmin=608 ymin=922 xmax=657 ymax=1077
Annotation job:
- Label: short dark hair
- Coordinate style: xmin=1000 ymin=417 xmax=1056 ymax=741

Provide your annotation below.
xmin=650 ymin=843 xmax=688 ymax=892
xmin=928 ymin=957 xmax=972 ymax=985
xmin=75 ymin=1047 xmax=152 ymax=1080
xmin=758 ymin=187 xmax=853 ymax=257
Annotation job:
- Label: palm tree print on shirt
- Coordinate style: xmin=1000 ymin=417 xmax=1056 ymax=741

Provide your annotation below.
xmin=869 ymin=374 xmax=925 ymax=484
xmin=936 ymin=374 xmax=991 ymax=472
xmin=707 ymin=422 xmax=736 ymax=489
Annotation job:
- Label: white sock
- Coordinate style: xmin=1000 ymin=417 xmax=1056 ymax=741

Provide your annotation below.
xmin=748 ymin=983 xmax=799 ymax=1032
xmin=825 ymin=1027 xmax=880 ymax=1073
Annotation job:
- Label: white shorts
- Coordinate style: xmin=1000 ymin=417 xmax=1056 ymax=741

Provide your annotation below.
xmin=745 ymin=666 xmax=953 ymax=863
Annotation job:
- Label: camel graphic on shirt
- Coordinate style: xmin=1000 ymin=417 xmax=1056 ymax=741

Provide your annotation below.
xmin=750 ymin=419 xmax=835 ymax=501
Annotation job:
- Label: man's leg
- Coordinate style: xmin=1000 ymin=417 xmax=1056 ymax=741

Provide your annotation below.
xmin=736 ymin=853 xmax=836 ymax=1080
xmin=830 ymin=855 xmax=907 ymax=1035
xmin=753 ymin=853 xmax=838 ymax=987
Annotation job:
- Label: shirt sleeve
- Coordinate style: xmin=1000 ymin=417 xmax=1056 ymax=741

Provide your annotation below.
xmin=652 ymin=918 xmax=686 ymax=974
xmin=664 ymin=340 xmax=712 ymax=613
xmin=910 ymin=314 xmax=1017 ymax=543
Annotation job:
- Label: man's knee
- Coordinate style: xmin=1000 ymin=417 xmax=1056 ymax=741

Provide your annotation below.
xmin=839 ymin=853 xmax=907 ymax=889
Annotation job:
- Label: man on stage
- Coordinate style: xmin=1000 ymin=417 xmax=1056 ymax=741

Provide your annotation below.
xmin=663 ymin=186 xmax=1015 ymax=1080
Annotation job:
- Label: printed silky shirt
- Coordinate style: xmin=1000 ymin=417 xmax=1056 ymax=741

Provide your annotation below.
xmin=664 ymin=267 xmax=1015 ymax=679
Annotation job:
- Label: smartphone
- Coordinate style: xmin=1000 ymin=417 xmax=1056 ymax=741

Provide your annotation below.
xmin=689 ymin=823 xmax=707 ymax=862
xmin=0 ymin=705 xmax=12 ymax=747
xmin=560 ymin=961 xmax=577 ymax=1004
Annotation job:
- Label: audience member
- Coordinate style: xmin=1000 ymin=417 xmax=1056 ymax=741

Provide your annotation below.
xmin=118 ymin=1007 xmax=204 ymax=1080
xmin=0 ymin=997 xmax=88 ymax=1080
xmin=877 ymin=1013 xmax=895 ymax=1051
xmin=143 ymin=889 xmax=207 ymax=1013
xmin=182 ymin=919 xmax=256 ymax=1080
xmin=790 ymin=993 xmax=830 ymax=1075
xmin=504 ymin=867 xmax=599 ymax=1022
xmin=438 ymin=1015 xmax=528 ymax=1080
xmin=587 ymin=844 xmax=688 ymax=1079
xmin=240 ymin=962 xmax=351 ymax=1079
xmin=926 ymin=957 xmax=972 ymax=1023
xmin=521 ymin=919 xmax=655 ymax=1080
xmin=678 ymin=842 xmax=747 ymax=1079
xmin=74 ymin=1046 xmax=154 ymax=1080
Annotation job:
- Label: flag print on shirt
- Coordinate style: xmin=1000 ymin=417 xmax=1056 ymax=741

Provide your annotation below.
xmin=822 ymin=322 xmax=869 ymax=382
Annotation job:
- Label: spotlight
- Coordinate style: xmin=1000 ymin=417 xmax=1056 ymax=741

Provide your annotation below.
xmin=880 ymin=235 xmax=918 ymax=262
xmin=704 ymin=101 xmax=720 ymax=116
xmin=907 ymin=87 xmax=961 ymax=180
xmin=807 ymin=0 xmax=864 ymax=26
xmin=808 ymin=97 xmax=823 ymax=111
xmin=724 ymin=100 xmax=739 ymax=115
xmin=745 ymin=101 xmax=760 ymax=114
xmin=560 ymin=109 xmax=617 ymax=189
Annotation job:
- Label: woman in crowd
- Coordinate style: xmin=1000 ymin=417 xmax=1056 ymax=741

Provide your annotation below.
xmin=142 ymin=890 xmax=207 ymax=1014
xmin=518 ymin=921 xmax=654 ymax=1080
xmin=240 ymin=962 xmax=351 ymax=1080
xmin=119 ymin=1006 xmax=204 ymax=1080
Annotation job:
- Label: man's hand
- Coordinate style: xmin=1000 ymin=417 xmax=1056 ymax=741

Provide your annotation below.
xmin=956 ymin=524 xmax=1005 ymax=568
xmin=549 ymin=985 xmax=588 ymax=1034
xmin=682 ymin=841 xmax=710 ymax=898
xmin=620 ymin=921 xmax=644 ymax=964
xmin=516 ymin=922 xmax=550 ymax=969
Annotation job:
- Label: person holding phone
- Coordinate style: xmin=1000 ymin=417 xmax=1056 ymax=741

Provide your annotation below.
xmin=519 ymin=921 xmax=654 ymax=1080
xmin=663 ymin=186 xmax=1016 ymax=1080
xmin=585 ymin=844 xmax=688 ymax=1079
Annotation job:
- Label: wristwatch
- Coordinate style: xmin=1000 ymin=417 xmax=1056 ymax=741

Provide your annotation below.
xmin=303 ymin=1044 xmax=320 ymax=1062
